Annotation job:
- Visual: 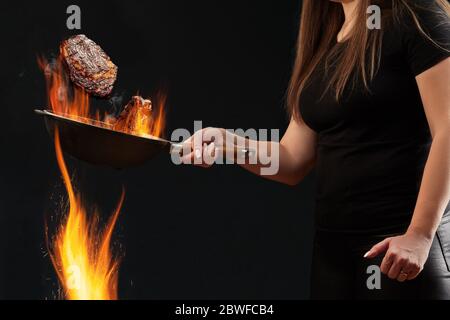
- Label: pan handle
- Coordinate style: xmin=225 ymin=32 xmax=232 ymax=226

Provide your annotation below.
xmin=170 ymin=143 xmax=255 ymax=161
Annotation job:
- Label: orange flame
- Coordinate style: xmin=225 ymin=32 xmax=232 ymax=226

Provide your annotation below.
xmin=150 ymin=93 xmax=166 ymax=138
xmin=38 ymin=56 xmax=91 ymax=120
xmin=49 ymin=129 xmax=124 ymax=300
xmin=38 ymin=56 xmax=166 ymax=138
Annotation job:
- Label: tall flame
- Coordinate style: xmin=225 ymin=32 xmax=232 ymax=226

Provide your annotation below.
xmin=49 ymin=129 xmax=124 ymax=300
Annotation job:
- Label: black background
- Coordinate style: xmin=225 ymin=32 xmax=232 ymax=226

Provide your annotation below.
xmin=0 ymin=0 xmax=315 ymax=300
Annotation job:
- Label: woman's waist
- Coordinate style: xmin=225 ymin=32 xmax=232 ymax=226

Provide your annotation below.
xmin=314 ymin=176 xmax=421 ymax=206
xmin=313 ymin=208 xmax=450 ymax=250
xmin=313 ymin=198 xmax=450 ymax=236
xmin=313 ymin=198 xmax=415 ymax=236
xmin=315 ymin=137 xmax=431 ymax=176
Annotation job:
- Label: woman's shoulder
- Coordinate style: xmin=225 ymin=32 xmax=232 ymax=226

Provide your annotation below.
xmin=383 ymin=0 xmax=450 ymax=76
xmin=391 ymin=0 xmax=450 ymax=41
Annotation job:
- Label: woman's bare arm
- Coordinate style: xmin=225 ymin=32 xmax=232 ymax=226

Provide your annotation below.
xmin=407 ymin=57 xmax=450 ymax=239
xmin=238 ymin=117 xmax=317 ymax=185
xmin=366 ymin=57 xmax=450 ymax=281
xmin=181 ymin=117 xmax=317 ymax=186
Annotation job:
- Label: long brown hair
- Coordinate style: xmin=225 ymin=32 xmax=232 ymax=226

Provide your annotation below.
xmin=287 ymin=0 xmax=450 ymax=121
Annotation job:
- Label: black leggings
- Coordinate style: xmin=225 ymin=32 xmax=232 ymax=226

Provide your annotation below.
xmin=310 ymin=215 xmax=450 ymax=299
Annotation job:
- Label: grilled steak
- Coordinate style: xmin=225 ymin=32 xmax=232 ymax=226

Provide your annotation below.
xmin=60 ymin=34 xmax=118 ymax=97
xmin=113 ymin=96 xmax=152 ymax=133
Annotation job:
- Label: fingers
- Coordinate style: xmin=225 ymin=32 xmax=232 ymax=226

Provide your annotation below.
xmin=397 ymin=272 xmax=408 ymax=282
xmin=202 ymin=142 xmax=217 ymax=167
xmin=380 ymin=248 xmax=405 ymax=280
xmin=365 ymin=237 xmax=416 ymax=282
xmin=387 ymin=253 xmax=405 ymax=279
xmin=184 ymin=127 xmax=216 ymax=147
xmin=397 ymin=264 xmax=413 ymax=282
xmin=389 ymin=255 xmax=422 ymax=282
xmin=405 ymin=260 xmax=421 ymax=281
xmin=180 ymin=149 xmax=199 ymax=165
xmin=380 ymin=251 xmax=422 ymax=282
xmin=181 ymin=142 xmax=217 ymax=167
xmin=380 ymin=251 xmax=394 ymax=275
xmin=406 ymin=265 xmax=421 ymax=280
xmin=180 ymin=128 xmax=221 ymax=167
xmin=364 ymin=237 xmax=391 ymax=258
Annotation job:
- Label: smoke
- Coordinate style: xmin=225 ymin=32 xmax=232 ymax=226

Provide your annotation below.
xmin=108 ymin=94 xmax=125 ymax=116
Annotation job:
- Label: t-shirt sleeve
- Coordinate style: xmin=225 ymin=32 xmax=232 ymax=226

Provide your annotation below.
xmin=402 ymin=2 xmax=450 ymax=76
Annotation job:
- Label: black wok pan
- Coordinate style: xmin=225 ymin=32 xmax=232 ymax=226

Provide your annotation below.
xmin=35 ymin=109 xmax=253 ymax=169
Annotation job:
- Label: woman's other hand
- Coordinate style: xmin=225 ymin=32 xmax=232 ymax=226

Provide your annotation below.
xmin=364 ymin=231 xmax=433 ymax=282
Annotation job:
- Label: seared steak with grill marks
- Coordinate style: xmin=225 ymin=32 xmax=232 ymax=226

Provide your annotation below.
xmin=60 ymin=34 xmax=118 ymax=97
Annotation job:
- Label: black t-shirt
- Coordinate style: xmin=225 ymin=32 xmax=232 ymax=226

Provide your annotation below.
xmin=299 ymin=3 xmax=450 ymax=234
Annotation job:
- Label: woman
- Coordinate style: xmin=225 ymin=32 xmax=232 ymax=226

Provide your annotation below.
xmin=182 ymin=0 xmax=450 ymax=299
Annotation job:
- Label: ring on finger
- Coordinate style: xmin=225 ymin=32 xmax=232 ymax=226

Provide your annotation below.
xmin=398 ymin=271 xmax=408 ymax=282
